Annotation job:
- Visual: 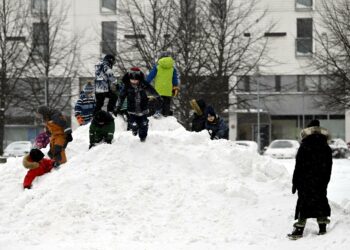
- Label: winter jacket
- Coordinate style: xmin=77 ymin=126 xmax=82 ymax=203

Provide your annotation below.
xmin=22 ymin=154 xmax=54 ymax=188
xmin=74 ymin=91 xmax=96 ymax=124
xmin=205 ymin=117 xmax=229 ymax=140
xmin=94 ymin=59 xmax=116 ymax=93
xmin=118 ymin=73 xmax=160 ymax=116
xmin=146 ymin=57 xmax=179 ymax=97
xmin=89 ymin=111 xmax=115 ymax=144
xmin=293 ymin=126 xmax=332 ymax=219
xmin=37 ymin=107 xmax=72 ymax=164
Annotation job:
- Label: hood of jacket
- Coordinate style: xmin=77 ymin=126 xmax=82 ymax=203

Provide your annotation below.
xmin=300 ymin=126 xmax=330 ymax=141
xmin=22 ymin=154 xmax=40 ymax=170
xmin=158 ymin=57 xmax=174 ymax=69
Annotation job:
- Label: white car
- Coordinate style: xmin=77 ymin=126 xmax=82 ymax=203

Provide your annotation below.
xmin=264 ymin=140 xmax=300 ymax=159
xmin=233 ymin=140 xmax=259 ymax=153
xmin=3 ymin=141 xmax=32 ymax=157
xmin=329 ymin=138 xmax=349 ymax=158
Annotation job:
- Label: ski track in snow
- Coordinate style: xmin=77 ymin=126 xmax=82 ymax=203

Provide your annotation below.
xmin=0 ymin=117 xmax=350 ymax=250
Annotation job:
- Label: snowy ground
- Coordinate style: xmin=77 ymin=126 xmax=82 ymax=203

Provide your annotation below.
xmin=0 ymin=117 xmax=350 ymax=250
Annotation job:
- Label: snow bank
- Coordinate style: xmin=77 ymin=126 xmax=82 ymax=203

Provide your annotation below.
xmin=0 ymin=117 xmax=349 ymax=250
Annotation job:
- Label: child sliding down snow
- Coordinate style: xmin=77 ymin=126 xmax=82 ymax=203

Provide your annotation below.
xmin=22 ymin=148 xmax=58 ymax=189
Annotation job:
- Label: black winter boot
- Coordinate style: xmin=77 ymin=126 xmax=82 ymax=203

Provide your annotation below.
xmin=318 ymin=224 xmax=327 ymax=235
xmin=287 ymin=226 xmax=304 ymax=240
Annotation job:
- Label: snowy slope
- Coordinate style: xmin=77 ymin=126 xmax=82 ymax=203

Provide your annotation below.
xmin=0 ymin=117 xmax=350 ymax=250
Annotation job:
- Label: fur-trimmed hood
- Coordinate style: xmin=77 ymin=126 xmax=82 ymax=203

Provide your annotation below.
xmin=300 ymin=126 xmax=330 ymax=140
xmin=22 ymin=154 xmax=40 ymax=170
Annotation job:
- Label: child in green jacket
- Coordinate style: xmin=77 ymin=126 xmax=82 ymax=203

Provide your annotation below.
xmin=89 ymin=110 xmax=115 ymax=149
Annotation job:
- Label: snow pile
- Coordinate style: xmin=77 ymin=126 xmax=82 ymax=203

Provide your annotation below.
xmin=0 ymin=117 xmax=350 ymax=250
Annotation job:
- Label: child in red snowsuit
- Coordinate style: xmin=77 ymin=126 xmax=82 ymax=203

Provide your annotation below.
xmin=22 ymin=148 xmax=56 ymax=189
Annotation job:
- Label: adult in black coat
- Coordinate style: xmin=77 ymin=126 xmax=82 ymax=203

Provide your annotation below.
xmin=288 ymin=119 xmax=332 ymax=240
xmin=189 ymin=99 xmax=207 ymax=132
xmin=115 ymin=67 xmax=161 ymax=142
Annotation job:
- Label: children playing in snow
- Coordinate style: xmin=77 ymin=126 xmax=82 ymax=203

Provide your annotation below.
xmin=89 ymin=110 xmax=115 ymax=149
xmin=36 ymin=106 xmax=73 ymax=166
xmin=74 ymin=81 xmax=96 ymax=125
xmin=22 ymin=148 xmax=57 ymax=189
xmin=205 ymin=105 xmax=229 ymax=140
xmin=115 ymin=67 xmax=162 ymax=142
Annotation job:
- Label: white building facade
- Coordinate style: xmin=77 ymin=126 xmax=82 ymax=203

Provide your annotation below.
xmin=229 ymin=0 xmax=350 ymax=148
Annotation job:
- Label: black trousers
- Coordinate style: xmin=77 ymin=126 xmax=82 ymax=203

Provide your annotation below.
xmin=95 ymin=92 xmax=118 ymax=113
xmin=128 ymin=114 xmax=149 ymax=140
xmin=160 ymin=96 xmax=172 ymax=116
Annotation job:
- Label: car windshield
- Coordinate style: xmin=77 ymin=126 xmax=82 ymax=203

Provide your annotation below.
xmin=270 ymin=141 xmax=293 ymax=149
xmin=6 ymin=142 xmax=31 ymax=150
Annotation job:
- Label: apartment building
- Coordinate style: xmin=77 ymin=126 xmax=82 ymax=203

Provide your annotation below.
xmin=4 ymin=0 xmax=349 ymax=147
xmin=229 ymin=0 xmax=349 ymax=149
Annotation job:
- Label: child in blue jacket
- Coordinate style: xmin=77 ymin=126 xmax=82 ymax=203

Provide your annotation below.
xmin=74 ymin=82 xmax=96 ymax=125
xmin=205 ymin=106 xmax=229 ymax=140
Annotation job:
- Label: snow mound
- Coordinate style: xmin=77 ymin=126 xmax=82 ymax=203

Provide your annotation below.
xmin=0 ymin=117 xmax=350 ymax=250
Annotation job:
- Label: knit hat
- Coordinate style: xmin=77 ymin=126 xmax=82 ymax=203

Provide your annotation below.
xmin=83 ymin=82 xmax=94 ymax=94
xmin=159 ymin=51 xmax=172 ymax=59
xmin=307 ymin=119 xmax=320 ymax=128
xmin=29 ymin=148 xmax=44 ymax=162
xmin=103 ymin=54 xmax=116 ymax=66
xmin=128 ymin=67 xmax=144 ymax=81
xmin=37 ymin=105 xmax=50 ymax=116
xmin=205 ymin=106 xmax=216 ymax=117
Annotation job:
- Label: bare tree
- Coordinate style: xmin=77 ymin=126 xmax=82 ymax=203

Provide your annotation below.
xmin=0 ymin=0 xmax=31 ymax=154
xmin=117 ymin=0 xmax=269 ymax=129
xmin=313 ymin=0 xmax=350 ymax=110
xmin=118 ymin=0 xmax=177 ymax=71
xmin=19 ymin=1 xmax=82 ymax=113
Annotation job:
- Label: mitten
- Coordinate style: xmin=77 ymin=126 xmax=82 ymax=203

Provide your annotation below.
xmin=172 ymin=86 xmax=180 ymax=97
xmin=113 ymin=106 xmax=121 ymax=116
xmin=53 ymin=161 xmax=60 ymax=169
xmin=65 ymin=132 xmax=73 ymax=143
xmin=76 ymin=115 xmax=84 ymax=125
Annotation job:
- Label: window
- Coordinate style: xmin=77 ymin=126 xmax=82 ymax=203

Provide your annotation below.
xmin=210 ymin=0 xmax=227 ymax=19
xmin=101 ymin=21 xmax=117 ymax=56
xmin=31 ymin=0 xmax=48 ymax=15
xmin=297 ymin=75 xmax=308 ymax=92
xmin=296 ymin=18 xmax=313 ymax=55
xmin=296 ymin=0 xmax=313 ymax=10
xmin=32 ymin=22 xmax=49 ymax=58
xmin=101 ymin=0 xmax=116 ymax=14
xmin=180 ymin=0 xmax=196 ymax=32
xmin=243 ymin=76 xmax=250 ymax=92
xmin=275 ymin=76 xmax=281 ymax=92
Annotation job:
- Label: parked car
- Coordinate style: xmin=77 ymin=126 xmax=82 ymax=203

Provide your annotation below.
xmin=263 ymin=139 xmax=300 ymax=159
xmin=233 ymin=140 xmax=259 ymax=153
xmin=329 ymin=138 xmax=349 ymax=158
xmin=3 ymin=141 xmax=32 ymax=157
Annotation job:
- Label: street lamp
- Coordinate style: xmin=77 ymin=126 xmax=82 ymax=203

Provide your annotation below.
xmin=255 ymin=65 xmax=261 ymax=152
